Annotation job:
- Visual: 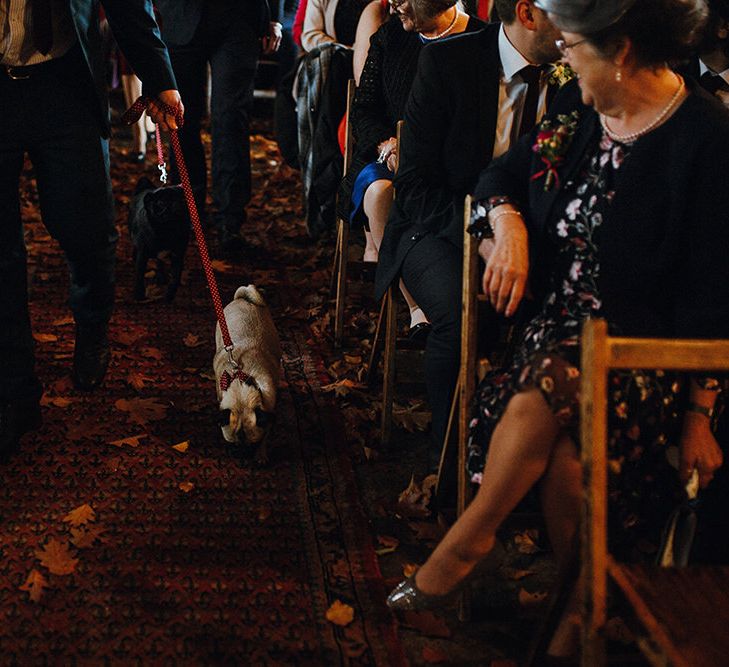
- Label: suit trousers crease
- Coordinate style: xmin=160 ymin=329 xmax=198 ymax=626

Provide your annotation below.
xmin=0 ymin=57 xmax=117 ymax=403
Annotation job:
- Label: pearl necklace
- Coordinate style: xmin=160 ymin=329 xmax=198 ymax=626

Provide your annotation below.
xmin=420 ymin=7 xmax=458 ymax=41
xmin=600 ymin=74 xmax=685 ymax=144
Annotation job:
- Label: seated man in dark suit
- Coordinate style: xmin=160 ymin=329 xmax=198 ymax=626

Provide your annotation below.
xmin=0 ymin=0 xmax=180 ymax=461
xmin=375 ymin=0 xmax=563 ymax=470
xmin=695 ymin=0 xmax=729 ymax=109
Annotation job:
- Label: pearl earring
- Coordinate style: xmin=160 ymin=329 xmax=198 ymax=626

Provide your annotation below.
xmin=615 ymin=68 xmax=622 ymax=82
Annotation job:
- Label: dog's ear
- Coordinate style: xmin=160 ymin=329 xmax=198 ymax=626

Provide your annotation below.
xmin=254 ymin=407 xmax=274 ymax=429
xmin=217 ymin=409 xmax=231 ymax=427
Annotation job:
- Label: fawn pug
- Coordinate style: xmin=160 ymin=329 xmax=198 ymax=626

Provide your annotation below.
xmin=127 ymin=177 xmax=190 ymax=302
xmin=214 ymin=285 xmax=281 ymax=462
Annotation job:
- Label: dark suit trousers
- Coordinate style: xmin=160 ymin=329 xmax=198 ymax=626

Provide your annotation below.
xmin=400 ymin=234 xmax=463 ymax=468
xmin=0 ymin=48 xmax=117 ymax=403
xmin=167 ymin=4 xmax=259 ymax=231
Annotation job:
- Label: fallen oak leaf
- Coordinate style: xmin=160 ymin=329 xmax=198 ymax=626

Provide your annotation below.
xmin=183 ymin=333 xmax=205 ymax=348
xmin=325 ymin=600 xmax=355 ymax=627
xmin=35 ymin=539 xmax=78 ymax=576
xmin=179 ymin=481 xmax=195 ymax=493
xmin=397 ymin=474 xmax=437 ymax=519
xmin=70 ymin=525 xmax=107 ymax=549
xmin=115 ymin=398 xmax=168 ymax=424
xmin=320 ymin=378 xmax=366 ymax=397
xmin=33 ymin=333 xmax=58 ymax=343
xmin=19 ymin=569 xmax=49 ymax=603
xmin=63 ymin=503 xmax=95 ymax=527
xmin=210 ymin=259 xmax=234 ymax=273
xmin=392 ymin=402 xmax=431 ymax=433
xmin=139 ymin=347 xmax=163 ymax=361
xmin=108 ymin=434 xmax=146 ymax=448
xmin=40 ymin=395 xmax=73 ymax=409
xmin=126 ymin=371 xmax=153 ymax=392
xmin=172 ymin=441 xmax=189 ymax=453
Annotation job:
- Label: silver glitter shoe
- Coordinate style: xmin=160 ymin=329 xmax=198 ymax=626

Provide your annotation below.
xmin=386 ymin=575 xmax=455 ymax=611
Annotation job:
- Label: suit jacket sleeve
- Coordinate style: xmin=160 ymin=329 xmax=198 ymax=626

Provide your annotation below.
xmin=302 ymin=0 xmax=335 ymax=52
xmin=393 ymin=44 xmax=457 ymax=235
xmin=351 ymin=28 xmax=392 ymax=161
xmin=102 ymin=0 xmax=176 ymax=95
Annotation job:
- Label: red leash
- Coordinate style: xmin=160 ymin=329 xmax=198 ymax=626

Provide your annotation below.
xmin=122 ymin=98 xmax=235 ymax=355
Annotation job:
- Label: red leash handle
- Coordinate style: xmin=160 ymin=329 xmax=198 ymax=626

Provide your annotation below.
xmin=122 ymin=97 xmax=235 ymax=350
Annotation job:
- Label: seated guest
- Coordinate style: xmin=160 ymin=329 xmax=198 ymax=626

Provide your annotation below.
xmin=374 ymin=0 xmax=562 ymax=469
xmin=353 ymin=0 xmax=391 ymax=83
xmin=387 ymin=0 xmax=728 ymax=657
xmin=694 ymin=0 xmax=729 ymax=108
xmin=343 ymin=0 xmax=484 ymax=337
xmin=302 ymin=0 xmax=375 ymax=51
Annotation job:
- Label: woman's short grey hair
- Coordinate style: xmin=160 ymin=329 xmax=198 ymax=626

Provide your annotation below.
xmin=410 ymin=0 xmax=458 ymax=24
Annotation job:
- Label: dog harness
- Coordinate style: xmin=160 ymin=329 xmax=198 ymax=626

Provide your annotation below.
xmin=219 ymin=368 xmax=257 ymax=392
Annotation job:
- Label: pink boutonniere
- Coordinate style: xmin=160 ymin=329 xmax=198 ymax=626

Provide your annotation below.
xmin=531 ymin=111 xmax=579 ymax=191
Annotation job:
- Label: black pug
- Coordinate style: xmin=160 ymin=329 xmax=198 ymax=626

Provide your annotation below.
xmin=127 ymin=177 xmax=190 ymax=302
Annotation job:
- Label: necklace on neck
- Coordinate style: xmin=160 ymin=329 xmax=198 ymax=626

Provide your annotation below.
xmin=420 ymin=7 xmax=458 ymax=41
xmin=600 ymin=74 xmax=685 ymax=144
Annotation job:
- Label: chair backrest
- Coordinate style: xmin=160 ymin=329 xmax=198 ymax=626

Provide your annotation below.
xmin=343 ymin=78 xmax=356 ymax=174
xmin=579 ymin=318 xmax=729 ymax=666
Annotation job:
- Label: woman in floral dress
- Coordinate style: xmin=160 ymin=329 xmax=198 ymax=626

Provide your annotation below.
xmin=388 ymin=0 xmax=729 ymax=654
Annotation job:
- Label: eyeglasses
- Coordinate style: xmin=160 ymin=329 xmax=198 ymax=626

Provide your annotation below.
xmin=555 ymin=37 xmax=588 ymax=57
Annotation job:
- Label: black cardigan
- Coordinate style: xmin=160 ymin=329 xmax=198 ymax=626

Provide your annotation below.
xmin=474 ymin=79 xmax=729 ymax=340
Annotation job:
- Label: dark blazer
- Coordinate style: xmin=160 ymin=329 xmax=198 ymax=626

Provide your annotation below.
xmin=375 ymin=24 xmax=504 ymax=299
xmin=155 ymin=0 xmax=278 ymax=45
xmin=475 ymin=79 xmax=729 ymax=340
xmin=76 ymin=0 xmax=176 ymax=136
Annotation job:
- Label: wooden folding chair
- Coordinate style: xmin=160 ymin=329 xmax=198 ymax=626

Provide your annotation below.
xmin=580 ymin=318 xmax=729 ymax=667
xmin=331 ymin=79 xmax=357 ymax=348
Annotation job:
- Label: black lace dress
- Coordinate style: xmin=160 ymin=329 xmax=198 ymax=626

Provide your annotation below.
xmin=467 ymin=131 xmax=720 ymax=558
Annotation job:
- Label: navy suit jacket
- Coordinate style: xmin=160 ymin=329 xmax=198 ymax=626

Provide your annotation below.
xmin=155 ymin=0 xmax=278 ymax=45
xmin=72 ymin=0 xmax=176 ymax=136
xmin=375 ymin=24 xmax=504 ymax=298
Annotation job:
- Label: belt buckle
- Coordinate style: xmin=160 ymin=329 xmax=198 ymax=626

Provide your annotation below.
xmin=5 ymin=66 xmax=30 ymax=80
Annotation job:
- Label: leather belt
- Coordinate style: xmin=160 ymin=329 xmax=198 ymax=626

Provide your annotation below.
xmin=2 ymin=51 xmax=73 ymax=80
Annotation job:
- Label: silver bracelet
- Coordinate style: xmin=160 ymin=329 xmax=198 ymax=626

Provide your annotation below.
xmin=489 ymin=209 xmax=523 ymax=230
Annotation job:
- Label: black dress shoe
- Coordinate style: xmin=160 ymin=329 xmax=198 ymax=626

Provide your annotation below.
xmin=0 ymin=400 xmax=41 ymax=462
xmin=408 ymin=322 xmax=432 ymax=343
xmin=72 ymin=324 xmax=111 ymax=391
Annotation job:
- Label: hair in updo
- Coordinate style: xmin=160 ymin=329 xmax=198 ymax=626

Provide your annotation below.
xmin=411 ymin=0 xmax=458 ymax=26
xmin=587 ymin=0 xmax=709 ymax=67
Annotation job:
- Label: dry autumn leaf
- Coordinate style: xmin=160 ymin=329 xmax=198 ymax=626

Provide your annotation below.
xmin=113 ymin=330 xmax=145 ymax=346
xmin=320 ymin=378 xmax=366 ymax=397
xmin=397 ymin=474 xmax=437 ymax=519
xmin=126 ymin=371 xmax=153 ymax=392
xmin=51 ymin=316 xmax=74 ymax=326
xmin=325 ymin=600 xmax=355 ymax=627
xmin=40 ymin=395 xmax=73 ymax=409
xmin=140 ymin=347 xmax=163 ymax=361
xmin=183 ymin=333 xmax=204 ymax=348
xmin=517 ymin=588 xmax=548 ymax=607
xmin=403 ymin=563 xmax=420 ymax=578
xmin=115 ymin=398 xmax=168 ymax=424
xmin=210 ymin=259 xmax=234 ymax=273
xmin=392 ymin=402 xmax=431 ymax=433
xmin=179 ymin=481 xmax=195 ymax=493
xmin=63 ymin=503 xmax=95 ymax=527
xmin=35 ymin=539 xmax=78 ymax=576
xmin=33 ymin=332 xmax=58 ymax=343
xmin=70 ymin=525 xmax=106 ymax=549
xmin=109 ymin=434 xmax=146 ymax=448
xmin=19 ymin=569 xmax=48 ymax=603
xmin=375 ymin=535 xmax=399 ymax=556
xmin=172 ymin=441 xmax=189 ymax=453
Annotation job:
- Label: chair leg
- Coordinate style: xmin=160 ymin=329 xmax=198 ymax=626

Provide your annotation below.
xmin=380 ymin=287 xmax=397 ymax=447
xmin=436 ymin=378 xmax=460 ymax=501
xmin=334 ymin=219 xmax=349 ymax=348
xmin=367 ymin=295 xmax=388 ymax=386
xmin=329 ymin=219 xmax=342 ymax=297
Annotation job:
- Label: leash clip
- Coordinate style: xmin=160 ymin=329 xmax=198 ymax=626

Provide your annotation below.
xmin=225 ymin=344 xmax=237 ymax=369
xmin=158 ymin=161 xmax=168 ymax=184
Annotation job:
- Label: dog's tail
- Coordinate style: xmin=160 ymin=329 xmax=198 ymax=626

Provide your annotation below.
xmin=234 ymin=284 xmax=266 ymax=306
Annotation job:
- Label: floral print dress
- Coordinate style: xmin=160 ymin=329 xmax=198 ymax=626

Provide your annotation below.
xmin=467 ymin=132 xmax=712 ymax=558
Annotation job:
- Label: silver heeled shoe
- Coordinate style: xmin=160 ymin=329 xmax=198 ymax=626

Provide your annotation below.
xmin=386 ymin=575 xmax=457 ymax=611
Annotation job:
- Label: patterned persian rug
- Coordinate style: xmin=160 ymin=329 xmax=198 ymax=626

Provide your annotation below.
xmin=0 ymin=150 xmax=405 ymax=665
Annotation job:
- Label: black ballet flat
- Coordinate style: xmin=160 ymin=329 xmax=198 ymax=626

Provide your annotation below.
xmin=408 ymin=322 xmax=432 ymax=343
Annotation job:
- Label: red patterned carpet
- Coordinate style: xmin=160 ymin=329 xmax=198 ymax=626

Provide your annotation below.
xmin=0 ymin=130 xmax=405 ymax=665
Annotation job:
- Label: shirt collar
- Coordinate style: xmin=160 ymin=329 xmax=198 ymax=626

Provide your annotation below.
xmin=699 ymin=59 xmax=729 ymax=85
xmin=499 ymin=23 xmax=532 ymax=83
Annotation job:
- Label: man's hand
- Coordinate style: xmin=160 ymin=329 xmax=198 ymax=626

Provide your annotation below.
xmin=262 ymin=22 xmax=283 ymax=54
xmin=680 ymin=412 xmax=723 ymax=489
xmin=481 ymin=207 xmax=529 ymax=317
xmin=147 ymin=90 xmax=184 ymax=131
